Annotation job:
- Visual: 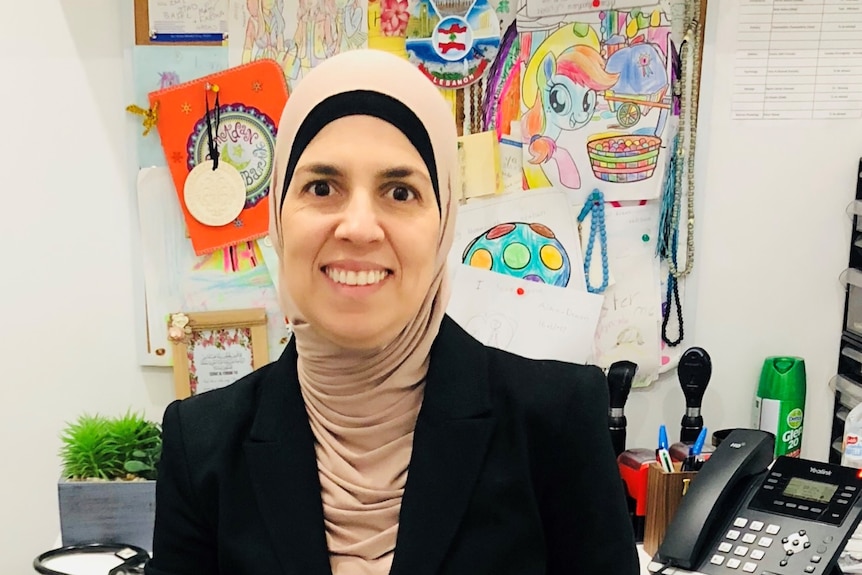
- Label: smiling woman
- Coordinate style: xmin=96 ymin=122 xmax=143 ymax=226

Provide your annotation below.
xmin=145 ymin=49 xmax=639 ymax=575
xmin=280 ymin=114 xmax=441 ymax=349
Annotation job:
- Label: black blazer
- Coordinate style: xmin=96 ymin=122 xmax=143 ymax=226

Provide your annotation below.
xmin=145 ymin=316 xmax=639 ymax=575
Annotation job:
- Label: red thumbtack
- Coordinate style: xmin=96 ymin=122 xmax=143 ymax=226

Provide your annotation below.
xmin=516 ymin=287 xmax=525 ymax=295
xmin=592 ymin=0 xmax=600 ymax=6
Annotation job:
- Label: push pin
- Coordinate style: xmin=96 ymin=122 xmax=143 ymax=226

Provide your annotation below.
xmin=592 ymin=0 xmax=600 ymax=6
xmin=516 ymin=287 xmax=525 ymax=295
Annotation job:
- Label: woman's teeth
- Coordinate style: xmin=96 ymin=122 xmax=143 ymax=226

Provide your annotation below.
xmin=325 ymin=268 xmax=389 ymax=286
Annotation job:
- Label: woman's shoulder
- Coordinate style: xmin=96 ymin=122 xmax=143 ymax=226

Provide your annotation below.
xmin=435 ymin=316 xmax=608 ymax=432
xmin=164 ymin=361 xmax=279 ymax=443
xmin=484 ymin=345 xmax=608 ymax=422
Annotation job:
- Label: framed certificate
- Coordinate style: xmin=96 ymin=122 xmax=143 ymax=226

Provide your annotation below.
xmin=168 ymin=308 xmax=269 ymax=399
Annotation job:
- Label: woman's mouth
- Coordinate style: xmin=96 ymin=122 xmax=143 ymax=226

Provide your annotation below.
xmin=322 ymin=266 xmax=391 ymax=287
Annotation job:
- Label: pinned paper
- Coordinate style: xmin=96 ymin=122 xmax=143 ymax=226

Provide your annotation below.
xmin=448 ymin=265 xmax=604 ymax=364
xmin=451 ymin=189 xmax=587 ymax=291
xmin=499 ymin=137 xmax=523 ymax=193
xmin=458 ymin=131 xmax=502 ymax=200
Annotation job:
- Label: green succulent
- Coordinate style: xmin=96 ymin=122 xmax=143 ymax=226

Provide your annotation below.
xmin=59 ymin=410 xmax=162 ymax=481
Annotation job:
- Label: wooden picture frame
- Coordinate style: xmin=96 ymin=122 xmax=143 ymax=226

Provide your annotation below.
xmin=168 ymin=309 xmax=269 ymax=399
xmin=133 ymin=0 xmax=223 ymax=46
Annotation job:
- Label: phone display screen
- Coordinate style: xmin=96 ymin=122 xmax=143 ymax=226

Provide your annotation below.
xmin=782 ymin=477 xmax=838 ymax=503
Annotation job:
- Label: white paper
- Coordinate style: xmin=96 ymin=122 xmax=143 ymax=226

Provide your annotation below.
xmin=448 ymin=265 xmax=604 ymax=364
xmin=499 ymin=138 xmax=524 ymax=194
xmin=451 ymin=188 xmax=587 ymax=291
xmin=136 ymin=167 xmax=288 ymax=367
xmin=523 ymin=0 xmax=656 ymax=19
xmin=592 ymin=202 xmax=663 ymax=387
xmin=732 ymin=0 xmax=862 ymax=120
xmin=147 ymin=0 xmax=228 ymax=36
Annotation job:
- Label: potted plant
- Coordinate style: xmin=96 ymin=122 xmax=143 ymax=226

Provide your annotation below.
xmin=57 ymin=410 xmax=161 ymax=551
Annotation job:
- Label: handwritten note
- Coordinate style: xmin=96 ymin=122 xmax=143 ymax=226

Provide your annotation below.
xmin=148 ymin=0 xmax=229 ymax=37
xmin=592 ymin=203 xmax=663 ymax=387
xmin=448 ymin=265 xmax=604 ymax=364
xmin=499 ymin=138 xmax=523 ymax=194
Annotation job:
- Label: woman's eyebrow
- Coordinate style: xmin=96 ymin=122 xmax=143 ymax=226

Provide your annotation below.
xmin=296 ymin=163 xmax=343 ymax=177
xmin=378 ymin=166 xmax=431 ymax=184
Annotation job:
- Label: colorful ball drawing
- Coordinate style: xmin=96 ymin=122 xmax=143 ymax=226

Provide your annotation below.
xmin=462 ymin=222 xmax=571 ymax=286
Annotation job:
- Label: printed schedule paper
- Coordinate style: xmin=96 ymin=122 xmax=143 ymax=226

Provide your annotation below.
xmin=733 ymin=0 xmax=862 ymax=120
xmin=148 ymin=0 xmax=229 ymax=39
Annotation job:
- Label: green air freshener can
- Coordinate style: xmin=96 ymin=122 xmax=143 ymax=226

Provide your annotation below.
xmin=753 ymin=357 xmax=806 ymax=458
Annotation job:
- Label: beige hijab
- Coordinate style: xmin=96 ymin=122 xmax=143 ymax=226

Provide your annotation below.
xmin=268 ymin=49 xmax=460 ymax=575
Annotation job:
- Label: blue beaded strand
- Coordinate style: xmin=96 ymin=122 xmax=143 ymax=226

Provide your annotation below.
xmin=577 ymin=189 xmax=609 ymax=294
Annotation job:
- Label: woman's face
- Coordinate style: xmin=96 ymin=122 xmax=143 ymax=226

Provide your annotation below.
xmin=280 ymin=115 xmax=441 ymax=349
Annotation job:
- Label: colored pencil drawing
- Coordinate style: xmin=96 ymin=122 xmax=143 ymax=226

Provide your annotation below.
xmin=519 ymin=8 xmax=672 ymax=201
xmin=136 ymin=167 xmax=289 ymax=367
xmin=461 ymin=221 xmax=572 ymax=287
xmin=229 ymin=0 xmax=368 ymax=89
xmin=404 ymin=0 xmax=501 ymax=88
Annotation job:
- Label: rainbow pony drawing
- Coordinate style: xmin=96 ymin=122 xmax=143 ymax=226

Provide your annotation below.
xmin=522 ymin=24 xmax=618 ymax=190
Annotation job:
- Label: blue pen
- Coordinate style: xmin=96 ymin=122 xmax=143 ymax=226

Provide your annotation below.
xmin=682 ymin=427 xmax=707 ymax=471
xmin=656 ymin=425 xmax=674 ymax=472
xmin=691 ymin=427 xmax=707 ymax=456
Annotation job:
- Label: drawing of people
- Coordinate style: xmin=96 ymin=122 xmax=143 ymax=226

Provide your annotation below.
xmin=292 ymin=0 xmax=315 ymax=74
xmin=242 ymin=0 xmax=287 ymax=63
xmin=522 ymin=24 xmax=618 ymax=190
xmin=341 ymin=0 xmax=368 ymax=50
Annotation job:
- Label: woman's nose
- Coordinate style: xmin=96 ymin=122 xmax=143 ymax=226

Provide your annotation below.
xmin=333 ymin=191 xmax=385 ymax=243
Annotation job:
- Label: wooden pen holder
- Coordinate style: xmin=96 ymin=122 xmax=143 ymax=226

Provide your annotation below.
xmin=642 ymin=462 xmax=698 ymax=556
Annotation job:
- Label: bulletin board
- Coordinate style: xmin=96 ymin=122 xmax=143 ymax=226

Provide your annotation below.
xmin=125 ymin=0 xmax=708 ymax=388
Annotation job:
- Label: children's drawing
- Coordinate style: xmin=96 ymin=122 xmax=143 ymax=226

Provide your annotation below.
xmin=464 ymin=313 xmax=517 ymax=347
xmin=447 ymin=265 xmax=603 ymax=364
xmin=450 ymin=189 xmax=587 ymax=292
xmin=519 ymin=8 xmax=672 ymax=201
xmin=404 ymin=0 xmax=501 ymax=88
xmin=158 ymin=71 xmax=181 ymax=88
xmin=462 ymin=222 xmax=571 ymax=287
xmin=482 ymin=20 xmax=522 ymax=141
xmin=228 ymin=0 xmax=369 ymax=89
xmin=136 ymin=167 xmax=289 ymax=368
xmin=131 ymin=46 xmax=228 ymax=168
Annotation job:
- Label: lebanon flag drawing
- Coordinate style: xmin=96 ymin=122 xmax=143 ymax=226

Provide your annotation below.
xmin=438 ymin=22 xmax=467 ymax=54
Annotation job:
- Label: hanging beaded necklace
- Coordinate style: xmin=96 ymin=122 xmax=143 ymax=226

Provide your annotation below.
xmin=658 ymin=1 xmax=701 ymax=346
xmin=577 ymin=189 xmax=609 ymax=294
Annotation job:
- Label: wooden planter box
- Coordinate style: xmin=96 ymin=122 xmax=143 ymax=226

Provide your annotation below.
xmin=58 ymin=478 xmax=156 ymax=551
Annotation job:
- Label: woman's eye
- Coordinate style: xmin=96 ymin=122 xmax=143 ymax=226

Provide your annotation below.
xmin=311 ymin=182 xmax=331 ymax=197
xmin=388 ymin=186 xmax=415 ymax=202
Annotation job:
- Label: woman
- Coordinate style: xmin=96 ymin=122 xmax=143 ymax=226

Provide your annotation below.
xmin=145 ymin=49 xmax=638 ymax=575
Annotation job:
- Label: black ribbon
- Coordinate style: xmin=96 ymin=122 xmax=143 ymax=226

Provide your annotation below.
xmin=205 ymin=87 xmax=221 ymax=170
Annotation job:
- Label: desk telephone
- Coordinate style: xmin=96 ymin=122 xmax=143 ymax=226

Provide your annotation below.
xmin=648 ymin=429 xmax=862 ymax=575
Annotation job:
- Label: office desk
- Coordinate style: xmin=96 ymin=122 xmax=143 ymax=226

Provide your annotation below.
xmin=37 ymin=543 xmax=656 ymax=574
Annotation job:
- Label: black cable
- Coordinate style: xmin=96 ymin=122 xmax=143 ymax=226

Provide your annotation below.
xmin=33 ymin=543 xmax=149 ymax=575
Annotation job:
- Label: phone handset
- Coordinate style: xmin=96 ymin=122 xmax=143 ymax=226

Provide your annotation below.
xmin=654 ymin=428 xmax=776 ymax=570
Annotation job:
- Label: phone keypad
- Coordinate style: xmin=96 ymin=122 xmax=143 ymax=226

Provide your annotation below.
xmin=709 ymin=517 xmax=833 ymax=574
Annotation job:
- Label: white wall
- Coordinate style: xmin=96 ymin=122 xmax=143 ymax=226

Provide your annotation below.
xmin=0 ymin=0 xmax=854 ymax=572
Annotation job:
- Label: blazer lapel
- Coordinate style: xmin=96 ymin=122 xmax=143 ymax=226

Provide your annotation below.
xmin=390 ymin=317 xmax=496 ymax=575
xmin=243 ymin=341 xmax=332 ymax=575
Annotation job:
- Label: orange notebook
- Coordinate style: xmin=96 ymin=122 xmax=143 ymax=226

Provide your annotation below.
xmin=149 ymin=60 xmax=289 ymax=255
